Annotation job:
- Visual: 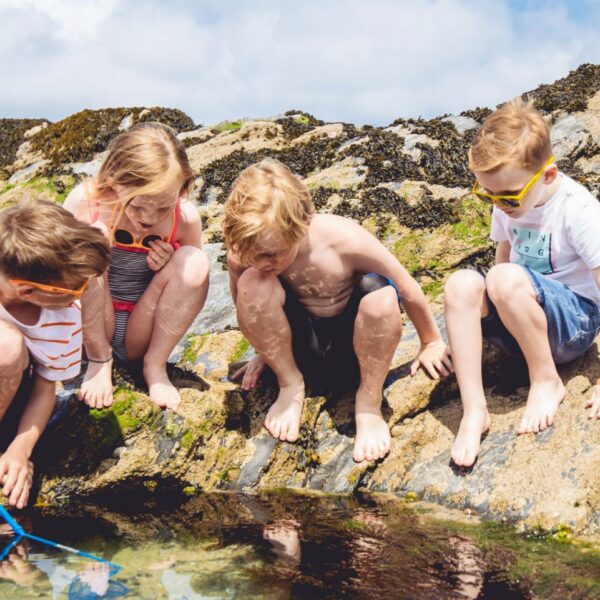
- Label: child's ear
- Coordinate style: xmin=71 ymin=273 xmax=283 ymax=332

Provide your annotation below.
xmin=543 ymin=164 xmax=558 ymax=184
xmin=15 ymin=284 xmax=36 ymax=298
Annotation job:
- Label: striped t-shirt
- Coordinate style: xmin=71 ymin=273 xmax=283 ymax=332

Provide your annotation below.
xmin=0 ymin=301 xmax=82 ymax=381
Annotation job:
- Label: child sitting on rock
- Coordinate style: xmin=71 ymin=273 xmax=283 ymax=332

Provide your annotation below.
xmin=223 ymin=158 xmax=451 ymax=463
xmin=0 ymin=200 xmax=110 ymax=508
xmin=445 ymin=98 xmax=600 ymax=468
xmin=64 ymin=123 xmax=210 ymax=411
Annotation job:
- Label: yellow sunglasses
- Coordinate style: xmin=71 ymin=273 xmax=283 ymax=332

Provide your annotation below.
xmin=9 ymin=277 xmax=90 ymax=298
xmin=472 ymin=155 xmax=555 ymax=208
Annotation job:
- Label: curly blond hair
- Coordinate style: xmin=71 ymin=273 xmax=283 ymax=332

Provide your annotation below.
xmin=223 ymin=158 xmax=314 ymax=263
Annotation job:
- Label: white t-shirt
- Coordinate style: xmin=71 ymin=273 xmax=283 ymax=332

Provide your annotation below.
xmin=0 ymin=301 xmax=82 ymax=381
xmin=490 ymin=174 xmax=600 ymax=306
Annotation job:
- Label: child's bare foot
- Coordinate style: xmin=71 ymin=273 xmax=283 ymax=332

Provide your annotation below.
xmin=79 ymin=360 xmax=114 ymax=409
xmin=144 ymin=363 xmax=181 ymax=410
xmin=585 ymin=384 xmax=600 ymax=419
xmin=353 ymin=407 xmax=391 ymax=463
xmin=264 ymin=378 xmax=304 ymax=442
xmin=518 ymin=378 xmax=565 ymax=434
xmin=451 ymin=408 xmax=491 ymax=467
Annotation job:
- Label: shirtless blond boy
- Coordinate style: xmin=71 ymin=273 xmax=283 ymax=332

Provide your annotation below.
xmin=224 ymin=159 xmax=452 ymax=463
xmin=445 ymin=99 xmax=600 ymax=468
xmin=0 ymin=200 xmax=110 ymax=508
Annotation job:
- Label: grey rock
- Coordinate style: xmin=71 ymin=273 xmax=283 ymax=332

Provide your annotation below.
xmin=551 ymin=114 xmax=590 ymax=160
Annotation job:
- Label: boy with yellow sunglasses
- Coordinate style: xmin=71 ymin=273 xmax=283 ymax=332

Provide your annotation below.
xmin=444 ymin=98 xmax=600 ymax=468
xmin=0 ymin=200 xmax=109 ymax=509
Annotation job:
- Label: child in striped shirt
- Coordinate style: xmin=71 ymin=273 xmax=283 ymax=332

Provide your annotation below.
xmin=0 ymin=199 xmax=110 ymax=509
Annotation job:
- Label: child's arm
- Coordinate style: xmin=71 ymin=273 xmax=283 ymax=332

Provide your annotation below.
xmin=585 ymin=266 xmax=600 ymax=418
xmin=344 ymin=221 xmax=451 ymax=378
xmin=79 ymin=276 xmax=113 ymax=408
xmin=226 ymin=251 xmax=245 ymax=304
xmin=0 ymin=374 xmax=56 ymax=509
xmin=495 ymin=240 xmax=511 ymax=264
xmin=226 ymin=252 xmax=267 ymax=388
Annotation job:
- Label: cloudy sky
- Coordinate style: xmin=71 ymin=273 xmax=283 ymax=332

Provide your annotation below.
xmin=1 ymin=0 xmax=599 ymax=126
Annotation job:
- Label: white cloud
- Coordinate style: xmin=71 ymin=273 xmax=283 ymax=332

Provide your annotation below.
xmin=0 ymin=0 xmax=598 ymax=125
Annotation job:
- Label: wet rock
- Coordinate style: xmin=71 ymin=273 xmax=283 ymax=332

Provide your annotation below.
xmin=2 ymin=63 xmax=600 ymax=536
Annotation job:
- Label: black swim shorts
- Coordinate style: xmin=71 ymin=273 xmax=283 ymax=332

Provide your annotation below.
xmin=280 ymin=273 xmax=401 ymax=389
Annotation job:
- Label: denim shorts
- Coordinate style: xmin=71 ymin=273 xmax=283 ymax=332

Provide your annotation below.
xmin=482 ymin=266 xmax=600 ymax=364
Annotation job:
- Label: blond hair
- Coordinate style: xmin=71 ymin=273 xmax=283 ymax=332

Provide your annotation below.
xmin=223 ymin=158 xmax=314 ymax=263
xmin=91 ymin=122 xmax=194 ymax=217
xmin=0 ymin=199 xmax=110 ymax=286
xmin=468 ymin=97 xmax=552 ymax=172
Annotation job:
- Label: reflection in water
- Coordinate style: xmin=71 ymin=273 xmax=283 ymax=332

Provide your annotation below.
xmin=0 ymin=491 xmax=598 ymax=599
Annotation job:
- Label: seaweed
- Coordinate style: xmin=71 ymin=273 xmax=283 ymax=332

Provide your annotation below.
xmin=525 ymin=63 xmax=600 ymax=114
xmin=0 ymin=118 xmax=48 ymax=174
xmin=29 ymin=107 xmax=195 ymax=167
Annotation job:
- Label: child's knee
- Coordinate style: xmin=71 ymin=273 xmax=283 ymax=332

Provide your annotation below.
xmin=237 ymin=268 xmax=283 ymax=305
xmin=176 ymin=246 xmax=209 ymax=289
xmin=444 ymin=270 xmax=485 ymax=307
xmin=358 ymin=286 xmax=401 ymax=327
xmin=486 ymin=264 xmax=531 ymax=305
xmin=0 ymin=321 xmax=28 ymax=375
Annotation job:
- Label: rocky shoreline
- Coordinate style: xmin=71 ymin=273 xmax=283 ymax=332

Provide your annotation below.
xmin=1 ymin=64 xmax=600 ymax=535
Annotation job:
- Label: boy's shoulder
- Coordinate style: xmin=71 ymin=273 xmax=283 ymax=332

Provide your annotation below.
xmin=560 ymin=174 xmax=597 ymax=204
xmin=307 ymin=214 xmax=382 ymax=255
xmin=309 ymin=213 xmax=364 ymax=236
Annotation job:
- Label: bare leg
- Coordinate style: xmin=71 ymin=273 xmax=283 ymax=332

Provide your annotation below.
xmin=444 ymin=270 xmax=491 ymax=467
xmin=0 ymin=322 xmax=28 ymax=422
xmin=486 ymin=264 xmax=565 ymax=434
xmin=353 ymin=286 xmax=402 ymax=462
xmin=236 ymin=268 xmax=304 ymax=442
xmin=80 ymin=274 xmax=114 ymax=409
xmin=125 ymin=246 xmax=210 ymax=409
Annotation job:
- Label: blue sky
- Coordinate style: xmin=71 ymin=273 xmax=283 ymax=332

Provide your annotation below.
xmin=1 ymin=0 xmax=598 ymax=126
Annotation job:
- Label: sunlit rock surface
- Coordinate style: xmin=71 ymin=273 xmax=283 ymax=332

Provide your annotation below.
xmin=2 ymin=65 xmax=600 ymax=534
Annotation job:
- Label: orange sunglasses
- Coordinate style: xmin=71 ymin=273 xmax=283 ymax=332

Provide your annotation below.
xmin=9 ymin=277 xmax=91 ymax=298
xmin=113 ymin=229 xmax=164 ymax=250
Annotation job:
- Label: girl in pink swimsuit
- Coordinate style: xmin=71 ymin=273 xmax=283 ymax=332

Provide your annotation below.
xmin=64 ymin=123 xmax=210 ymax=410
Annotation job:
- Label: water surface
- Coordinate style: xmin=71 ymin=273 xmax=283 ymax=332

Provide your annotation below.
xmin=1 ymin=491 xmax=599 ymax=599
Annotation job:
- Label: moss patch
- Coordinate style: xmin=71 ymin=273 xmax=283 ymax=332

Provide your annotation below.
xmin=231 ymin=337 xmax=251 ymax=363
xmin=23 ymin=175 xmax=76 ymax=204
xmin=211 ymin=120 xmax=243 ymax=134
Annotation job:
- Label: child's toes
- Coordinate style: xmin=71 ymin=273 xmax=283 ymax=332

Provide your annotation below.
xmin=278 ymin=423 xmax=289 ymax=441
xmin=353 ymin=444 xmax=366 ymax=463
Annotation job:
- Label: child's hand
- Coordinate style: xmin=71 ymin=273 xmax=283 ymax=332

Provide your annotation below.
xmin=0 ymin=450 xmax=33 ymax=509
xmin=147 ymin=240 xmax=175 ymax=271
xmin=410 ymin=339 xmax=453 ymax=380
xmin=585 ymin=383 xmax=600 ymax=418
xmin=231 ymin=355 xmax=266 ymax=390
